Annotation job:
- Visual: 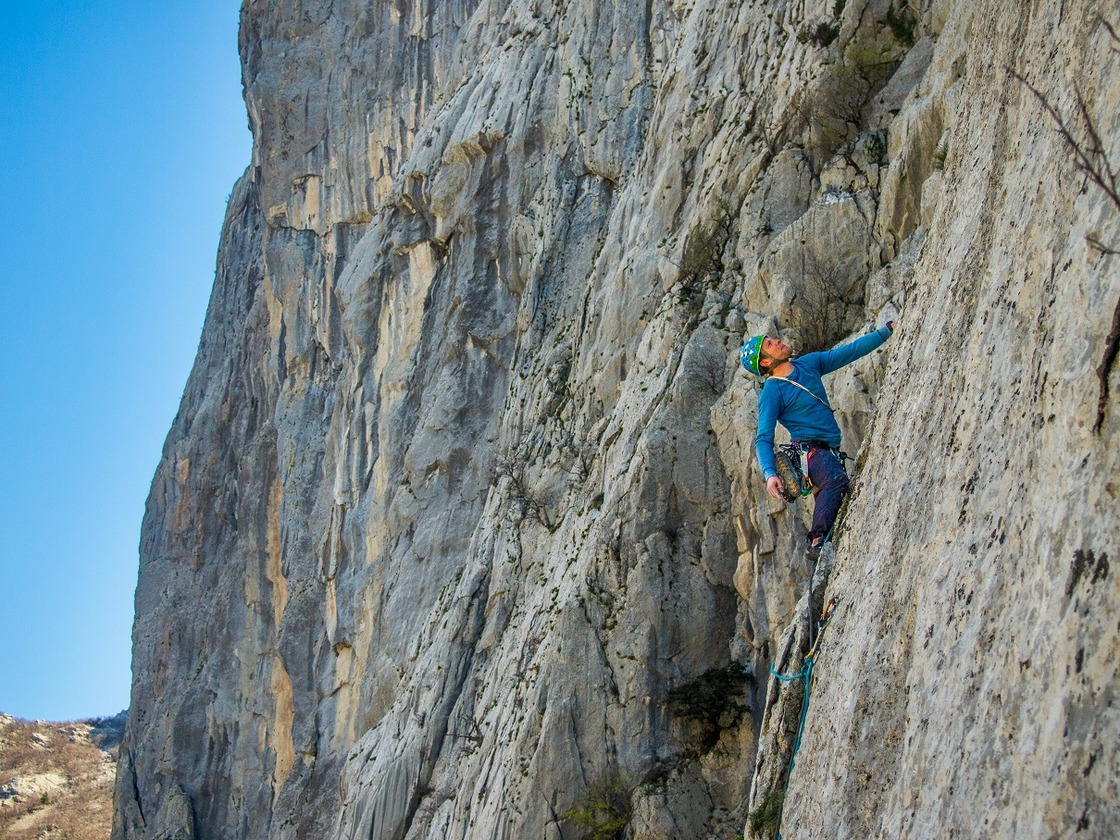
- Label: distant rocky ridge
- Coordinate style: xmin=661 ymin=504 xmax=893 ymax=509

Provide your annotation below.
xmin=1 ymin=711 xmax=125 ymax=839
xmin=115 ymin=0 xmax=1118 ymax=838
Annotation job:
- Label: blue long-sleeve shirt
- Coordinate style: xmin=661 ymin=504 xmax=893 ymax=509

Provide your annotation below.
xmin=755 ymin=325 xmax=893 ymax=479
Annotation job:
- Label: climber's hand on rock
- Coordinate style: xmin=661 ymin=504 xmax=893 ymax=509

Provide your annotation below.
xmin=766 ymin=476 xmax=784 ymax=499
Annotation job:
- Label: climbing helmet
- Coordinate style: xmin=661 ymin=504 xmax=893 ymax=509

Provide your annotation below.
xmin=740 ymin=334 xmax=767 ymax=376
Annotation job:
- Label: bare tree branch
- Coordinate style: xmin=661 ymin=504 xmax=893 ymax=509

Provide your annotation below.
xmin=1099 ymin=15 xmax=1120 ymax=53
xmin=788 ymin=249 xmax=861 ymax=354
xmin=1010 ymin=44 xmax=1120 ymax=433
xmin=1010 ymin=69 xmax=1120 ymax=212
xmin=1087 ymin=235 xmax=1120 ymax=257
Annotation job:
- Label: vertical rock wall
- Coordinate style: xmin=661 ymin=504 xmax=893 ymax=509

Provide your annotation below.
xmin=114 ymin=0 xmax=1119 ymax=838
xmin=777 ymin=3 xmax=1120 ymax=837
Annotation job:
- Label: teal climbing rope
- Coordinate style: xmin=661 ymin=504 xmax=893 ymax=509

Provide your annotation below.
xmin=764 ymin=597 xmax=838 ymax=840
xmin=768 ymin=657 xmax=815 ymax=768
xmin=768 ymin=662 xmax=808 ymax=683
xmin=776 ymin=596 xmax=837 ymax=765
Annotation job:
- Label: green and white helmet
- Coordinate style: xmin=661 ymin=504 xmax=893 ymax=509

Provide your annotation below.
xmin=740 ymin=335 xmax=766 ymax=376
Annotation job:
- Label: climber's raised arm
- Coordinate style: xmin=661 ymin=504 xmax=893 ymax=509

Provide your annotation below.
xmin=807 ymin=322 xmax=895 ymax=376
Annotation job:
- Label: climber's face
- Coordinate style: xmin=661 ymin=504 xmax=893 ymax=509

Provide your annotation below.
xmin=762 ymin=337 xmax=792 ymax=363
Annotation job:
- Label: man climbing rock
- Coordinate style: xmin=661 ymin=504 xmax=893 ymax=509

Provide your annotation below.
xmin=741 ymin=322 xmax=895 ymax=559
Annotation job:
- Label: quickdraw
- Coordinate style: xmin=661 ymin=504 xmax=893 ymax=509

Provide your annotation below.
xmin=807 ymin=595 xmax=838 ymax=660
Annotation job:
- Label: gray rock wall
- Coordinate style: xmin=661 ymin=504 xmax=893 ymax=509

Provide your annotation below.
xmin=778 ymin=3 xmax=1120 ymax=836
xmin=114 ymin=0 xmax=1119 ymax=838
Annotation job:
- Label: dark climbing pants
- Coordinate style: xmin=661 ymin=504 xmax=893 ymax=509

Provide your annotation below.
xmin=806 ymin=446 xmax=849 ymax=545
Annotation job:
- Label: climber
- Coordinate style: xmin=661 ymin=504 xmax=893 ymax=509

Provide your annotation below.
xmin=741 ymin=322 xmax=895 ymax=559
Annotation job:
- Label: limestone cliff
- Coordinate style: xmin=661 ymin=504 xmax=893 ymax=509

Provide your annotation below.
xmin=114 ymin=1 xmax=1119 ymax=838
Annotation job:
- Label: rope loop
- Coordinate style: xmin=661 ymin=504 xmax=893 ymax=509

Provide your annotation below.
xmin=769 ymin=662 xmax=809 ymax=682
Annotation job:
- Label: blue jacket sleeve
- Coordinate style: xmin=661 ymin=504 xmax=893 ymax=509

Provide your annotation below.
xmin=810 ymin=324 xmax=893 ymax=375
xmin=754 ymin=381 xmax=779 ymax=479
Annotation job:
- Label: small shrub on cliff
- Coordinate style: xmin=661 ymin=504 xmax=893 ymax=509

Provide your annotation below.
xmin=798 ymin=21 xmax=840 ymax=49
xmin=748 ymin=786 xmax=786 ymax=839
xmin=932 ymin=142 xmax=949 ymax=171
xmin=674 ymin=197 xmax=738 ymax=320
xmin=493 ymin=453 xmax=552 ymax=529
xmin=801 ymin=61 xmax=873 ymax=158
xmin=788 ymin=249 xmax=863 ymax=354
xmin=666 ymin=662 xmax=752 ymax=749
xmin=864 ymin=130 xmax=888 ymax=166
xmin=796 ymin=27 xmax=902 ymax=162
xmin=885 ymin=3 xmax=918 ymax=46
xmin=564 ymin=771 xmax=636 ymax=840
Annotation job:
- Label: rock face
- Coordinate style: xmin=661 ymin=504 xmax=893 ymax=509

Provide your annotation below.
xmin=114 ymin=0 xmax=1120 ymax=838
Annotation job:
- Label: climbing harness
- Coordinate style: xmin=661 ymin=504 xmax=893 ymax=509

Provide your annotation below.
xmin=774 ymin=442 xmax=851 ymax=501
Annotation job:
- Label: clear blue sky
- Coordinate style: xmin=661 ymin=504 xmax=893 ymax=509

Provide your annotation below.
xmin=0 ymin=1 xmax=250 ymax=721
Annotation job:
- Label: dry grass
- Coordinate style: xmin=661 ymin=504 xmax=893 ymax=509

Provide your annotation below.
xmin=0 ymin=712 xmax=122 ymax=840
